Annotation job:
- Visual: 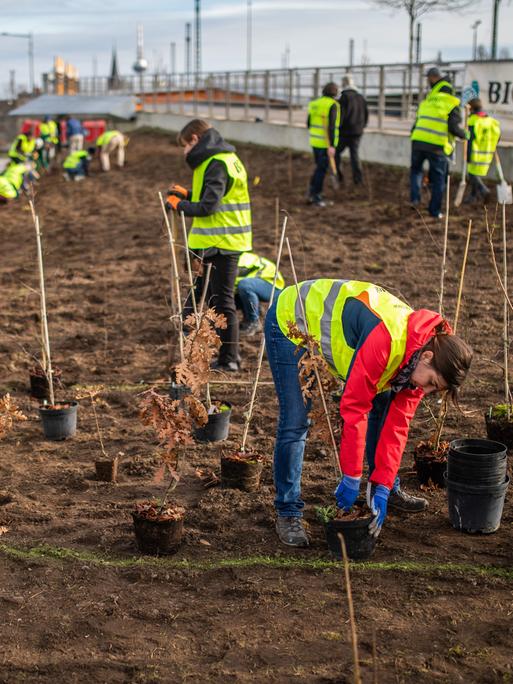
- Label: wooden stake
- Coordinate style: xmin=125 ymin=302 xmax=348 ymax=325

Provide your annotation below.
xmin=502 ymin=204 xmax=510 ymax=412
xmin=439 ymin=176 xmax=450 ymax=315
xmin=338 ymin=534 xmax=362 ymax=684
xmin=274 ymin=197 xmax=280 ymax=252
xmin=198 ymin=262 xmax=212 ymax=315
xmin=33 ymin=212 xmax=55 ymax=406
xmin=286 ymin=236 xmax=341 ymax=477
xmin=158 ymin=193 xmax=184 ymax=363
xmin=240 ymin=216 xmax=288 ymax=452
xmin=28 ymin=201 xmax=48 ymax=372
xmin=180 ymin=211 xmax=197 ymax=316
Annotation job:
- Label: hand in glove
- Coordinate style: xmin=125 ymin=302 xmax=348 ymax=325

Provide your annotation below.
xmin=166 ymin=194 xmax=183 ymax=211
xmin=367 ymin=482 xmax=390 ymax=538
xmin=167 ymin=184 xmax=189 ymax=200
xmin=334 ymin=475 xmax=361 ymax=510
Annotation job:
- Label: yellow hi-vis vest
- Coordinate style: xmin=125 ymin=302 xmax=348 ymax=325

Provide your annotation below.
xmin=0 ymin=163 xmax=26 ymax=198
xmin=467 ymin=114 xmax=501 ymax=177
xmin=235 ymin=252 xmax=285 ymax=290
xmin=276 ymin=279 xmax=412 ymax=392
xmin=96 ymin=130 xmax=122 ymax=147
xmin=411 ymin=80 xmax=460 ymax=156
xmin=188 ymin=152 xmax=252 ymax=252
xmin=308 ymin=96 xmax=340 ymax=149
xmin=63 ymin=150 xmax=88 ymax=170
xmin=8 ymin=134 xmax=36 ymax=160
xmin=40 ymin=120 xmax=59 ymax=144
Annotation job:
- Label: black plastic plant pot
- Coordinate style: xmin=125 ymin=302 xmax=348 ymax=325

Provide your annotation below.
xmin=95 ymin=456 xmax=118 ymax=482
xmin=221 ymin=453 xmax=264 ymax=492
xmin=29 ymin=366 xmax=63 ymax=400
xmin=39 ymin=401 xmax=78 ymax=440
xmin=132 ymin=512 xmax=184 ymax=555
xmin=324 ymin=504 xmax=377 ymax=561
xmin=484 ymin=414 xmax=513 ymax=451
xmin=447 ymin=460 xmax=507 ymax=487
xmin=447 ymin=475 xmax=510 ymax=534
xmin=168 ymin=381 xmax=192 ymax=402
xmin=448 ymin=439 xmax=507 ymax=488
xmin=414 ymin=454 xmax=447 ymax=488
xmin=194 ymin=402 xmax=232 ymax=443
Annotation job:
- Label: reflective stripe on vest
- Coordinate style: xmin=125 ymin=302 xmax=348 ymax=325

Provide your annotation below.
xmin=411 ymin=81 xmax=460 ymax=156
xmin=308 ymin=96 xmax=340 ymax=149
xmin=235 ymin=251 xmax=285 ymax=289
xmin=188 ymin=152 xmax=252 ymax=252
xmin=276 ymin=279 xmax=412 ymax=391
xmin=468 ymin=114 xmax=501 ymax=177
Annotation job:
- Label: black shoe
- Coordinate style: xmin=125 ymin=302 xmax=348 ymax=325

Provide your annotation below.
xmin=211 ymin=360 xmax=239 ymax=372
xmin=240 ymin=319 xmax=262 ymax=336
xmin=388 ymin=488 xmax=428 ymax=513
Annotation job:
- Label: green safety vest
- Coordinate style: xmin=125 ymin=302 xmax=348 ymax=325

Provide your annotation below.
xmin=467 ymin=114 xmax=501 ymax=177
xmin=188 ymin=152 xmax=252 ymax=252
xmin=96 ymin=130 xmax=122 ymax=147
xmin=235 ymin=252 xmax=285 ymax=290
xmin=276 ymin=279 xmax=412 ymax=392
xmin=63 ymin=150 xmax=88 ymax=170
xmin=411 ymin=80 xmax=460 ymax=156
xmin=40 ymin=120 xmax=59 ymax=144
xmin=8 ymin=134 xmax=35 ymax=159
xmin=308 ymin=96 xmax=340 ymax=149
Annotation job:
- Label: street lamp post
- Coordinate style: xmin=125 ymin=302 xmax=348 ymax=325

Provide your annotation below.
xmin=0 ymin=31 xmax=34 ymax=93
xmin=471 ymin=19 xmax=481 ymax=60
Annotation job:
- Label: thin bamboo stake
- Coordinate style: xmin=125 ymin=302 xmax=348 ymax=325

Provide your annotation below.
xmin=33 ymin=213 xmax=55 ymax=406
xmin=240 ymin=216 xmax=288 ymax=452
xmin=439 ymin=176 xmax=450 ymax=315
xmin=502 ymin=204 xmax=510 ymax=414
xmin=274 ymin=197 xmax=280 ymax=251
xmin=29 ymin=200 xmax=48 ymax=372
xmin=485 ymin=209 xmax=513 ymax=313
xmin=180 ymin=211 xmax=197 ymax=316
xmin=338 ymin=534 xmax=362 ymax=684
xmin=198 ymin=262 xmax=212 ymax=315
xmin=158 ymin=193 xmax=185 ymax=363
xmin=91 ymin=397 xmax=107 ymax=459
xmin=286 ymin=236 xmax=340 ymax=477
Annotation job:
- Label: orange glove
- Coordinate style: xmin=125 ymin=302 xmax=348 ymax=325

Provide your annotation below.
xmin=166 ymin=194 xmax=183 ymax=211
xmin=168 ymin=183 xmax=189 ymax=200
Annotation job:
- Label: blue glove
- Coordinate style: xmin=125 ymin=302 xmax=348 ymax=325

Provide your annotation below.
xmin=334 ymin=475 xmax=361 ymax=510
xmin=367 ymin=482 xmax=390 ymax=538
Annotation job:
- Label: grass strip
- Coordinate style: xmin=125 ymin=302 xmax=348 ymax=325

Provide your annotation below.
xmin=1 ymin=542 xmax=512 ymax=579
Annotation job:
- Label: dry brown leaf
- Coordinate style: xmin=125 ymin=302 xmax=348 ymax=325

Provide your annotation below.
xmin=0 ymin=395 xmax=27 ymax=439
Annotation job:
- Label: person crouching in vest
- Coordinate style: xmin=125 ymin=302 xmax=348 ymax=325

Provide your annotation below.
xmin=265 ymin=279 xmax=472 ymax=547
xmin=95 ymin=130 xmax=126 ymax=171
xmin=235 ymin=251 xmax=285 ymax=336
xmin=466 ymin=98 xmax=501 ymax=204
xmin=167 ymin=119 xmax=252 ymax=372
xmin=0 ymin=162 xmax=38 ymax=204
xmin=410 ymin=67 xmax=468 ymax=219
xmin=307 ymin=82 xmax=340 ymax=207
xmin=62 ymin=148 xmax=93 ymax=181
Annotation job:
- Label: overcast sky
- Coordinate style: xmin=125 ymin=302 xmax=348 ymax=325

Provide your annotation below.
xmin=1 ymin=0 xmax=512 ymax=93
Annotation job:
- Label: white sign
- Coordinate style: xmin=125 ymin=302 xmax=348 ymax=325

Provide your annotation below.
xmin=464 ymin=62 xmax=513 ymax=116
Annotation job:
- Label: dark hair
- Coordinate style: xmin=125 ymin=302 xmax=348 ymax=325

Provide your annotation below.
xmin=469 ymin=97 xmax=483 ymax=112
xmin=423 ymin=327 xmax=473 ymax=405
xmin=177 ymin=119 xmax=211 ymax=146
xmin=322 ymin=82 xmax=338 ymax=98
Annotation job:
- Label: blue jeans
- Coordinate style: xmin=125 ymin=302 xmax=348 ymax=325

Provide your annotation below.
xmin=266 ymin=300 xmax=400 ymax=517
xmin=410 ymin=147 xmax=448 ymax=217
xmin=309 ymin=147 xmax=329 ymax=198
xmin=265 ymin=298 xmax=310 ymax=517
xmin=238 ymin=278 xmax=277 ymax=322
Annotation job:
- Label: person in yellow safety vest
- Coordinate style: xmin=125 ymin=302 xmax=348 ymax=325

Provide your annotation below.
xmin=465 ymin=98 xmax=501 ymax=204
xmin=410 ymin=67 xmax=468 ymax=219
xmin=39 ymin=117 xmax=59 ymax=168
xmin=95 ymin=130 xmax=126 ymax=171
xmin=307 ymin=82 xmax=340 ymax=207
xmin=0 ymin=162 xmax=38 ymax=203
xmin=166 ymin=118 xmax=252 ymax=372
xmin=8 ymin=131 xmax=36 ymax=164
xmin=235 ymin=251 xmax=285 ymax=336
xmin=62 ymin=149 xmax=93 ymax=181
xmin=264 ymin=278 xmax=473 ymax=547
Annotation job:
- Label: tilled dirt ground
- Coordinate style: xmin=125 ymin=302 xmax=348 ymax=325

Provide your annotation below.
xmin=1 ymin=130 xmax=513 ymax=683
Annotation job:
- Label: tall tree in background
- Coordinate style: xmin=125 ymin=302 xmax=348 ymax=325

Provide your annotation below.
xmin=372 ymin=0 xmax=479 ymax=112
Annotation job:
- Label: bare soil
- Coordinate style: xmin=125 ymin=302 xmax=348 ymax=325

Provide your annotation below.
xmin=1 ymin=130 xmax=512 ymax=683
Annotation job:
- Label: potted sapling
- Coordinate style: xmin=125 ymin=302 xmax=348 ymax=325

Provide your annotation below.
xmin=30 ymin=204 xmax=77 ymax=440
xmin=316 ymin=503 xmax=377 ymax=561
xmin=75 ymin=385 xmax=118 ymax=482
xmin=132 ymin=387 xmax=207 ymax=554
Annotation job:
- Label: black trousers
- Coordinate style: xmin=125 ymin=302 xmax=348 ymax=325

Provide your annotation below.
xmin=185 ymin=251 xmax=240 ymax=365
xmin=335 ymin=134 xmax=363 ymax=184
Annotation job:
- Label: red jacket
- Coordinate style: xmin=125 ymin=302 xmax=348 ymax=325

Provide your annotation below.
xmin=339 ymin=309 xmax=447 ymax=489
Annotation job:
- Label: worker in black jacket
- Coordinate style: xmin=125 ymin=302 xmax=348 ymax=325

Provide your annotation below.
xmin=335 ymin=75 xmax=368 ymax=185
